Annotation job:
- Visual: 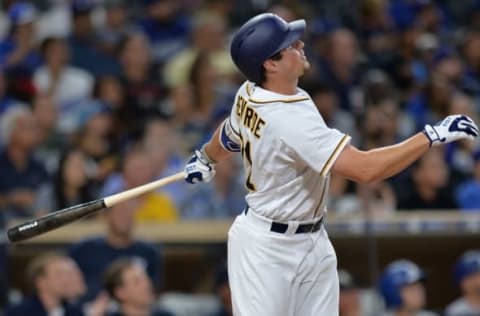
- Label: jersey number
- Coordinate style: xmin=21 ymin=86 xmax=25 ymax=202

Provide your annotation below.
xmin=241 ymin=141 xmax=256 ymax=191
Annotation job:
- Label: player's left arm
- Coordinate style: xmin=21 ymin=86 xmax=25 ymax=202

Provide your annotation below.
xmin=332 ymin=114 xmax=479 ymax=183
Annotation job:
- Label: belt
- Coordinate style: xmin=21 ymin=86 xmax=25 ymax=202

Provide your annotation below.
xmin=244 ymin=208 xmax=323 ymax=234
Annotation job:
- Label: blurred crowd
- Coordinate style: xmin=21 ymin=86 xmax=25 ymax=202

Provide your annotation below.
xmin=1 ymin=0 xmax=480 ymax=315
xmin=2 ymin=0 xmax=480 ymax=227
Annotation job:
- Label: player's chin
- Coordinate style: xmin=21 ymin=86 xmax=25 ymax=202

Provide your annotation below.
xmin=303 ymin=60 xmax=311 ymax=70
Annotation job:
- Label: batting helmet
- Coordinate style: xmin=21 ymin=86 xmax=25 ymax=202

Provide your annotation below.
xmin=230 ymin=13 xmax=306 ymax=84
xmin=379 ymin=260 xmax=426 ymax=309
xmin=8 ymin=2 xmax=37 ymax=25
xmin=454 ymin=250 xmax=480 ymax=284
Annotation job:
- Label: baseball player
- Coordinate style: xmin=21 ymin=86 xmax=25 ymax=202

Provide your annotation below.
xmin=445 ymin=250 xmax=480 ymax=316
xmin=184 ymin=13 xmax=479 ymax=316
xmin=378 ymin=260 xmax=438 ymax=316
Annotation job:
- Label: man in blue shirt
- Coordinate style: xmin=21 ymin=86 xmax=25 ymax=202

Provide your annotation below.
xmin=0 ymin=105 xmax=50 ymax=219
xmin=69 ymin=200 xmax=161 ymax=303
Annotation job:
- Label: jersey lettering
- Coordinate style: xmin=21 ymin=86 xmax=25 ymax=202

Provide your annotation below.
xmin=235 ymin=95 xmax=266 ymax=139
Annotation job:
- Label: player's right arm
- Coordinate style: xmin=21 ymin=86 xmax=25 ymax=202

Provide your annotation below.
xmin=332 ymin=115 xmax=479 ymax=183
xmin=184 ymin=85 xmax=245 ymax=184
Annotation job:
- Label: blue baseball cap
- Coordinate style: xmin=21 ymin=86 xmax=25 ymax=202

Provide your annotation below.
xmin=8 ymin=2 xmax=37 ymax=25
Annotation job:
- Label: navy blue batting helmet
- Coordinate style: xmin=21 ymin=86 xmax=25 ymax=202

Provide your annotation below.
xmin=230 ymin=13 xmax=306 ymax=84
xmin=379 ymin=260 xmax=426 ymax=309
xmin=454 ymin=250 xmax=480 ymax=284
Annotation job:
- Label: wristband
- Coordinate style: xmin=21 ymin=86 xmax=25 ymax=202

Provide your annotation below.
xmin=200 ymin=144 xmax=216 ymax=164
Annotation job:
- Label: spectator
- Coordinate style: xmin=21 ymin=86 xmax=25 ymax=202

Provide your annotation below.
xmin=31 ymin=93 xmax=63 ymax=172
xmin=397 ymin=147 xmax=457 ymax=210
xmin=97 ymin=0 xmax=137 ymax=57
xmin=309 ymin=83 xmax=357 ymax=144
xmin=63 ymin=257 xmax=87 ymax=304
xmin=93 ymin=75 xmax=131 ymax=150
xmin=162 ymin=11 xmax=236 ymax=89
xmin=52 ymin=148 xmax=94 ymax=210
xmin=318 ymin=28 xmax=363 ymax=113
xmin=138 ymin=0 xmax=190 ymax=64
xmin=5 ymin=252 xmax=84 ymax=316
xmin=69 ymin=190 xmax=162 ymax=302
xmin=141 ymin=118 xmax=189 ymax=209
xmin=68 ymin=0 xmax=120 ymax=76
xmin=456 ymin=151 xmax=480 ymax=210
xmin=187 ymin=51 xmax=236 ymax=141
xmin=33 ymin=36 xmax=94 ymax=108
xmin=0 ymin=105 xmax=50 ymax=219
xmin=406 ymin=75 xmax=455 ymax=132
xmin=445 ymin=250 xmax=480 ymax=316
xmin=329 ymin=101 xmax=398 ymax=215
xmin=460 ymin=31 xmax=480 ymax=98
xmin=338 ymin=269 xmax=361 ymax=316
xmin=73 ymin=100 xmax=117 ymax=194
xmin=164 ymin=83 xmax=230 ymax=157
xmin=118 ymin=32 xmax=167 ymax=133
xmin=104 ymin=258 xmax=173 ymax=316
xmin=444 ymin=93 xmax=480 ymax=178
xmin=0 ymin=2 xmax=41 ymax=74
xmin=101 ymin=146 xmax=178 ymax=222
xmin=378 ymin=259 xmax=437 ymax=316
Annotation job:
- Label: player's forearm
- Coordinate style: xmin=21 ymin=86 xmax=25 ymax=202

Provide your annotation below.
xmin=334 ymin=133 xmax=430 ymax=183
xmin=363 ymin=133 xmax=430 ymax=181
xmin=203 ymin=125 xmax=233 ymax=162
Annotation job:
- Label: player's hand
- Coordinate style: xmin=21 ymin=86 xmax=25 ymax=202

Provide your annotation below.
xmin=185 ymin=150 xmax=216 ymax=183
xmin=423 ymin=114 xmax=479 ymax=147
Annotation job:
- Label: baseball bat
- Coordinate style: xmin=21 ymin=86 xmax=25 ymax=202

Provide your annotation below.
xmin=7 ymin=171 xmax=185 ymax=243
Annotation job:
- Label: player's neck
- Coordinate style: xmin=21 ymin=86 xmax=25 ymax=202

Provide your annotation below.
xmin=261 ymin=78 xmax=298 ymax=95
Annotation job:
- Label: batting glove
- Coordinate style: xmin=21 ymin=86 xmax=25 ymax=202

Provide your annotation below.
xmin=185 ymin=149 xmax=216 ymax=183
xmin=423 ymin=114 xmax=479 ymax=147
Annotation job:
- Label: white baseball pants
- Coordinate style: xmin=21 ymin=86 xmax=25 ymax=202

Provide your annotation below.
xmin=227 ymin=210 xmax=339 ymax=316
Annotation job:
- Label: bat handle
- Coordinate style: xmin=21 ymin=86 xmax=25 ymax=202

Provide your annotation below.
xmin=103 ymin=171 xmax=185 ymax=207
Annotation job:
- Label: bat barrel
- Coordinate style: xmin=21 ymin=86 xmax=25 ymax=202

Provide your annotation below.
xmin=7 ymin=199 xmax=106 ymax=242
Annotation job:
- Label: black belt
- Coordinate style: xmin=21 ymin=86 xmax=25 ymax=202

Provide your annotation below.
xmin=244 ymin=208 xmax=323 ymax=234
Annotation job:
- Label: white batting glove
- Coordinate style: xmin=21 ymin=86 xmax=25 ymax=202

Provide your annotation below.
xmin=423 ymin=114 xmax=479 ymax=147
xmin=184 ymin=148 xmax=216 ymax=184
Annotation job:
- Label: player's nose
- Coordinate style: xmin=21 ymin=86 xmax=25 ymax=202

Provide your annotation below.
xmin=293 ymin=40 xmax=304 ymax=50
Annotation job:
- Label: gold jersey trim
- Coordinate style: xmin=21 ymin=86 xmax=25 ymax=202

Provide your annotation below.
xmin=320 ymin=134 xmax=351 ymax=177
xmin=248 ymin=96 xmax=310 ymax=104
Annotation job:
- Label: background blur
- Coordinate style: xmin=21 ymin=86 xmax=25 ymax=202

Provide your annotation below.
xmin=1 ymin=0 xmax=480 ymax=315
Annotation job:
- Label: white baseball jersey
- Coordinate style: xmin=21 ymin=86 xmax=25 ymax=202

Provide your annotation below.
xmin=445 ymin=297 xmax=480 ymax=316
xmin=221 ymin=81 xmax=351 ymax=221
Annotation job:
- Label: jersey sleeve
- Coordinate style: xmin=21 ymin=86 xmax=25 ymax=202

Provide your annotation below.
xmin=280 ymin=110 xmax=351 ymax=176
xmin=218 ymin=117 xmax=241 ymax=152
xmin=218 ymin=82 xmax=248 ymax=152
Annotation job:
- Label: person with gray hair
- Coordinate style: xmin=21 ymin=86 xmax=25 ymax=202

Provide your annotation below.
xmin=0 ymin=104 xmax=51 ymax=220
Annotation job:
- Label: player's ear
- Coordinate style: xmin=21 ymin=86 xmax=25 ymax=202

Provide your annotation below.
xmin=263 ymin=59 xmax=279 ymax=75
